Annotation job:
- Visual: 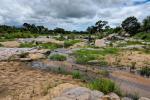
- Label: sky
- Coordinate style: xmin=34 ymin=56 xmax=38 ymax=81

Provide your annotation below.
xmin=0 ymin=0 xmax=150 ymax=31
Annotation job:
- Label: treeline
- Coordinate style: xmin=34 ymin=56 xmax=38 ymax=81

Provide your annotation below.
xmin=0 ymin=23 xmax=87 ymax=35
xmin=87 ymin=16 xmax=150 ymax=36
xmin=0 ymin=16 xmax=150 ymax=36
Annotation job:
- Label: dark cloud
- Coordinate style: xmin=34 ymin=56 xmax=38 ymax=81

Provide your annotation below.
xmin=0 ymin=0 xmax=149 ymax=31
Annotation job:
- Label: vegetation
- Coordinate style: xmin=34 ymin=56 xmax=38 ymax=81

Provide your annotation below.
xmin=72 ymin=71 xmax=82 ymax=79
xmin=0 ymin=32 xmax=39 ymax=40
xmin=20 ymin=42 xmax=62 ymax=50
xmin=143 ymin=16 xmax=150 ymax=32
xmin=122 ymin=16 xmax=140 ymax=35
xmin=73 ymin=48 xmax=119 ymax=64
xmin=134 ymin=32 xmax=150 ymax=42
xmin=88 ymin=78 xmax=119 ymax=94
xmin=139 ymin=67 xmax=150 ymax=77
xmin=49 ymin=54 xmax=67 ymax=61
xmin=64 ymin=40 xmax=81 ymax=48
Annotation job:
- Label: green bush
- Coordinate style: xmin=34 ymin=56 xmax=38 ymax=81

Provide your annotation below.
xmin=64 ymin=40 xmax=80 ymax=47
xmin=72 ymin=71 xmax=81 ymax=79
xmin=88 ymin=78 xmax=118 ymax=94
xmin=139 ymin=67 xmax=150 ymax=77
xmin=49 ymin=54 xmax=67 ymax=61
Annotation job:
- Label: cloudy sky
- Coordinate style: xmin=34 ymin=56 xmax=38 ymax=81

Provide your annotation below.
xmin=0 ymin=0 xmax=150 ymax=31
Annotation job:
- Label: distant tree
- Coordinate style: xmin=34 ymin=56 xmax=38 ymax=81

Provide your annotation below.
xmin=95 ymin=20 xmax=108 ymax=33
xmin=122 ymin=16 xmax=140 ymax=35
xmin=113 ymin=26 xmax=122 ymax=33
xmin=87 ymin=26 xmax=97 ymax=34
xmin=54 ymin=28 xmax=65 ymax=34
xmin=143 ymin=16 xmax=150 ymax=32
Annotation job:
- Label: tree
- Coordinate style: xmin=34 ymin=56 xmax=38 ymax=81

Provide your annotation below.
xmin=122 ymin=16 xmax=140 ymax=35
xmin=143 ymin=16 xmax=150 ymax=32
xmin=87 ymin=26 xmax=97 ymax=34
xmin=54 ymin=28 xmax=65 ymax=34
xmin=95 ymin=20 xmax=108 ymax=33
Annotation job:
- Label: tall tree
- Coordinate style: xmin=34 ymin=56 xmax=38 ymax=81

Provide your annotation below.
xmin=122 ymin=16 xmax=140 ymax=35
xmin=95 ymin=20 xmax=108 ymax=33
xmin=143 ymin=16 xmax=150 ymax=32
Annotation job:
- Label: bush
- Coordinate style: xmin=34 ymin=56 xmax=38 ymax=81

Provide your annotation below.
xmin=49 ymin=54 xmax=67 ymax=61
xmin=72 ymin=71 xmax=81 ymax=79
xmin=88 ymin=78 xmax=116 ymax=94
xmin=139 ymin=67 xmax=150 ymax=77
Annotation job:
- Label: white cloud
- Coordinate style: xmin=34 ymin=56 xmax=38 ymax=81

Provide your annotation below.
xmin=0 ymin=0 xmax=149 ymax=30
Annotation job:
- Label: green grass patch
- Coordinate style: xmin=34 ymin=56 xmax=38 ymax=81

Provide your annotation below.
xmin=88 ymin=78 xmax=120 ymax=94
xmin=49 ymin=54 xmax=67 ymax=61
xmin=72 ymin=71 xmax=82 ymax=79
xmin=20 ymin=42 xmax=62 ymax=50
xmin=73 ymin=48 xmax=119 ymax=64
xmin=64 ymin=40 xmax=80 ymax=48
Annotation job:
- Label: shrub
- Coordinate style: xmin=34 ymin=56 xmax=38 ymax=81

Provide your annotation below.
xmin=139 ymin=67 xmax=150 ymax=77
xmin=72 ymin=71 xmax=81 ymax=79
xmin=49 ymin=54 xmax=67 ymax=61
xmin=88 ymin=78 xmax=116 ymax=94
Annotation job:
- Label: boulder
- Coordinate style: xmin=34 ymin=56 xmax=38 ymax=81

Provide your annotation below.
xmin=122 ymin=97 xmax=133 ymax=100
xmin=28 ymin=53 xmax=45 ymax=60
xmin=108 ymin=93 xmax=120 ymax=100
xmin=95 ymin=39 xmax=106 ymax=47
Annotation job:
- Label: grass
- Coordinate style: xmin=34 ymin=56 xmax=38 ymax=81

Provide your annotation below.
xmin=20 ymin=42 xmax=62 ymax=50
xmin=88 ymin=78 xmax=120 ymax=94
xmin=49 ymin=54 xmax=67 ymax=61
xmin=118 ymin=41 xmax=143 ymax=47
xmin=72 ymin=71 xmax=82 ymax=79
xmin=73 ymin=48 xmax=119 ymax=64
xmin=64 ymin=40 xmax=81 ymax=48
xmin=134 ymin=32 xmax=150 ymax=42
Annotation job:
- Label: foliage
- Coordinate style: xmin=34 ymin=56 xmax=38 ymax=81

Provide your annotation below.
xmin=143 ymin=16 xmax=150 ymax=32
xmin=72 ymin=71 xmax=82 ymax=79
xmin=88 ymin=78 xmax=117 ymax=94
xmin=139 ymin=67 xmax=150 ymax=77
xmin=64 ymin=40 xmax=80 ymax=48
xmin=49 ymin=54 xmax=67 ymax=61
xmin=122 ymin=16 xmax=140 ymax=35
xmin=0 ymin=32 xmax=39 ymax=39
xmin=134 ymin=32 xmax=150 ymax=42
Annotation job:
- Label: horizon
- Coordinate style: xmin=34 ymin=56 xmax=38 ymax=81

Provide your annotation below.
xmin=0 ymin=0 xmax=150 ymax=31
